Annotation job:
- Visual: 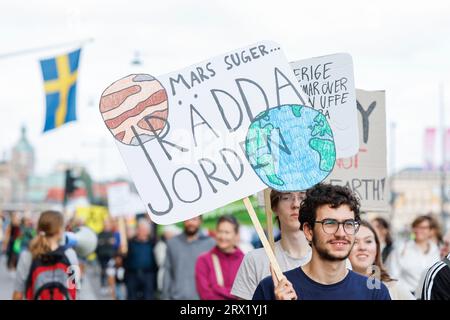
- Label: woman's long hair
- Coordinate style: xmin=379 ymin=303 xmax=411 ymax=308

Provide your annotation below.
xmin=359 ymin=220 xmax=395 ymax=283
xmin=29 ymin=211 xmax=64 ymax=259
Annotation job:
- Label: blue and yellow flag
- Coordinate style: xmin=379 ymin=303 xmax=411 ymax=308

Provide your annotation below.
xmin=40 ymin=48 xmax=81 ymax=132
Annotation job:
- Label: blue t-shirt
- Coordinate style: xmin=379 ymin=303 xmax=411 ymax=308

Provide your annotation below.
xmin=252 ymin=267 xmax=391 ymax=300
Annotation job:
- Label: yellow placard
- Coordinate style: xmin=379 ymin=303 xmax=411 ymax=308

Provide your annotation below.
xmin=75 ymin=206 xmax=109 ymax=234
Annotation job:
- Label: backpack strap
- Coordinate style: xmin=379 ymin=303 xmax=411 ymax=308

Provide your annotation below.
xmin=211 ymin=253 xmax=224 ymax=287
xmin=33 ymin=282 xmax=71 ymax=300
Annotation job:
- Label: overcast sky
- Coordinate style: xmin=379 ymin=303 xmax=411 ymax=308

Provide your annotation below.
xmin=1 ymin=0 xmax=449 ymax=180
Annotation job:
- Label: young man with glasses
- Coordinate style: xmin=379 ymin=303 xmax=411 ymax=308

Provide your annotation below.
xmin=252 ymin=183 xmax=391 ymax=300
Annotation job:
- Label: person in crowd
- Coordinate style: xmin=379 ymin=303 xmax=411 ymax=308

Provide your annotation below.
xmin=154 ymin=224 xmax=181 ymax=295
xmin=195 ymin=215 xmax=244 ymax=300
xmin=162 ymin=216 xmax=215 ymax=300
xmin=416 ymin=230 xmax=450 ymax=300
xmin=371 ymin=217 xmax=394 ymax=263
xmin=3 ymin=212 xmax=22 ymax=273
xmin=429 ymin=215 xmax=444 ymax=247
xmin=349 ymin=220 xmax=414 ymax=299
xmin=106 ymin=253 xmax=126 ymax=300
xmin=253 ymin=183 xmax=391 ymax=300
xmin=96 ymin=218 xmax=117 ymax=294
xmin=231 ymin=190 xmax=311 ymax=300
xmin=386 ymin=215 xmax=440 ymax=295
xmin=12 ymin=210 xmax=79 ymax=300
xmin=124 ymin=219 xmax=157 ymax=300
xmin=13 ymin=214 xmax=36 ymax=257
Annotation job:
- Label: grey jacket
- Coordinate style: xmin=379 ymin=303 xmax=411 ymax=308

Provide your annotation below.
xmin=162 ymin=232 xmax=215 ymax=300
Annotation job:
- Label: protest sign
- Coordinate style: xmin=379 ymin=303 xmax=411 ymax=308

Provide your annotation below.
xmin=106 ymin=183 xmax=145 ymax=217
xmin=290 ymin=53 xmax=359 ymax=158
xmin=75 ymin=206 xmax=108 ymax=233
xmin=99 ymin=41 xmax=309 ymax=225
xmin=325 ymin=89 xmax=388 ymax=211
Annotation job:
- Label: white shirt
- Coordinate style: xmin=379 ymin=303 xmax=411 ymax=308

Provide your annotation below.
xmin=386 ymin=239 xmax=440 ymax=293
xmin=385 ymin=280 xmax=416 ymax=300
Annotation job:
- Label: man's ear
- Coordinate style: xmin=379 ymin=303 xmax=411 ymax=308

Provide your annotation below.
xmin=303 ymin=223 xmax=313 ymax=243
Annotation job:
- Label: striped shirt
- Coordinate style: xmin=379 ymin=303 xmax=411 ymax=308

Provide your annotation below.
xmin=418 ymin=253 xmax=450 ymax=300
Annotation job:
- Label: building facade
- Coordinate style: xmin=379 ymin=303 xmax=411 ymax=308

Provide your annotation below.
xmin=390 ymin=167 xmax=450 ymax=233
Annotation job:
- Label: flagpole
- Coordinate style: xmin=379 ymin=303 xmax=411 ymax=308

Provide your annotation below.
xmin=0 ymin=38 xmax=94 ymax=60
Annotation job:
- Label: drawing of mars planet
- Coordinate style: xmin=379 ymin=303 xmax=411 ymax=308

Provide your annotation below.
xmin=99 ymin=74 xmax=169 ymax=145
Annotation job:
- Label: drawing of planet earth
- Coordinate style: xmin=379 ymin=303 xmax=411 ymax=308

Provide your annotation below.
xmin=245 ymin=104 xmax=336 ymax=191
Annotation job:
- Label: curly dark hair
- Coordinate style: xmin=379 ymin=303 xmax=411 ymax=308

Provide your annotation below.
xmin=299 ymin=183 xmax=361 ymax=230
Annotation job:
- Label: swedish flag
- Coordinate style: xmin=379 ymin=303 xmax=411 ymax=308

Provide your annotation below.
xmin=40 ymin=48 xmax=81 ymax=132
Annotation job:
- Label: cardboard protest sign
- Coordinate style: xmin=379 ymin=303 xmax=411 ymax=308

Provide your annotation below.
xmin=75 ymin=206 xmax=108 ymax=233
xmin=100 ymin=41 xmax=309 ymax=225
xmin=290 ymin=53 xmax=359 ymax=159
xmin=107 ymin=183 xmax=146 ymax=217
xmin=325 ymin=89 xmax=388 ymax=211
xmin=245 ymin=104 xmax=335 ymax=192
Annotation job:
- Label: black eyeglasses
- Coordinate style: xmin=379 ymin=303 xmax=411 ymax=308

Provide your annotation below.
xmin=314 ymin=219 xmax=360 ymax=235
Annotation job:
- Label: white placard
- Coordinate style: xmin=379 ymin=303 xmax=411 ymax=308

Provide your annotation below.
xmin=107 ymin=183 xmax=146 ymax=217
xmin=325 ymin=89 xmax=388 ymax=211
xmin=290 ymin=53 xmax=359 ymax=158
xmin=103 ymin=41 xmax=309 ymax=224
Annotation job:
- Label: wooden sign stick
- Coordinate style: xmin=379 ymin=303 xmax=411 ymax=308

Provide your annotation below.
xmin=263 ymin=188 xmax=275 ymax=251
xmin=243 ymin=197 xmax=283 ymax=281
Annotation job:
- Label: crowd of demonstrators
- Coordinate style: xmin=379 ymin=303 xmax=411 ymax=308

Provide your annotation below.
xmin=252 ymin=184 xmax=391 ymax=300
xmin=385 ymin=215 xmax=440 ymax=295
xmin=3 ymin=183 xmax=449 ymax=301
xmin=161 ymin=216 xmax=215 ymax=300
xmin=195 ymin=215 xmax=244 ymax=300
xmin=349 ymin=220 xmax=414 ymax=300
xmin=231 ymin=190 xmax=311 ymax=300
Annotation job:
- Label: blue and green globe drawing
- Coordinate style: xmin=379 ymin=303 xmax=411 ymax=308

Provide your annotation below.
xmin=245 ymin=104 xmax=336 ymax=191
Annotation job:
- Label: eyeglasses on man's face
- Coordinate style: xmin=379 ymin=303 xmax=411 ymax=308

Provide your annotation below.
xmin=314 ymin=218 xmax=360 ymax=235
xmin=279 ymin=192 xmax=305 ymax=203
